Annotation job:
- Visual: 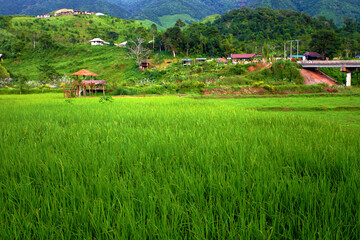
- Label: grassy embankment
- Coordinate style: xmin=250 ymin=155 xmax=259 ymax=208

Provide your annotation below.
xmin=1 ymin=94 xmax=359 ymax=239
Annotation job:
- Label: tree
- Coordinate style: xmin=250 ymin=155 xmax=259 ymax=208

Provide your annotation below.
xmin=37 ymin=63 xmax=60 ymax=84
xmin=163 ymin=26 xmax=183 ymax=57
xmin=150 ymin=24 xmax=158 ymax=49
xmin=175 ymin=19 xmax=186 ymax=28
xmin=309 ymin=30 xmax=341 ymax=58
xmin=0 ymin=64 xmax=10 ymax=80
xmin=262 ymin=44 xmax=269 ymax=62
xmin=127 ymin=38 xmax=151 ymax=70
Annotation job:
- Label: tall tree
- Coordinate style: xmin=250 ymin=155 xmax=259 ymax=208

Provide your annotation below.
xmin=127 ymin=38 xmax=151 ymax=70
xmin=162 ymin=26 xmax=183 ymax=57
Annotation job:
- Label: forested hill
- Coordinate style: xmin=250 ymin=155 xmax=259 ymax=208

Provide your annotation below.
xmin=0 ymin=0 xmax=130 ymax=18
xmin=1 ymin=0 xmax=359 ymax=27
xmin=248 ymin=0 xmax=360 ymax=26
xmin=110 ymin=0 xmax=360 ymax=26
xmin=156 ymin=8 xmax=360 ymax=59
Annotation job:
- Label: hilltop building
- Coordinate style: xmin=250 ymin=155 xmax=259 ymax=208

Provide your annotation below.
xmin=89 ymin=38 xmax=110 ymax=46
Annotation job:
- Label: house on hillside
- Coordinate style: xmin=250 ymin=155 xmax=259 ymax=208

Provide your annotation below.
xmin=115 ymin=41 xmax=127 ymax=47
xmin=231 ymin=53 xmax=261 ymax=64
xmin=89 ymin=38 xmax=110 ymax=46
xmin=95 ymin=13 xmax=105 ymax=16
xmin=54 ymin=9 xmax=74 ymax=17
xmin=217 ymin=57 xmax=228 ymax=65
xmin=195 ymin=58 xmax=207 ymax=64
xmin=182 ymin=59 xmax=192 ymax=66
xmin=141 ymin=60 xmax=151 ymax=70
xmin=303 ymin=52 xmax=324 ymax=61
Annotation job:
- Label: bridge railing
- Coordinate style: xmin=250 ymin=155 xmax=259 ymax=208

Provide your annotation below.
xmin=298 ymin=60 xmax=360 ymax=66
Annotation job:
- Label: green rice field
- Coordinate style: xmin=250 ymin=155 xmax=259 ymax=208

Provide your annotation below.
xmin=1 ymin=94 xmax=360 ymax=239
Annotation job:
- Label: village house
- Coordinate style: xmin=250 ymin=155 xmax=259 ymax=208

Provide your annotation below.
xmin=303 ymin=52 xmax=324 ymax=61
xmin=36 ymin=14 xmax=51 ymax=18
xmin=115 ymin=41 xmax=127 ymax=47
xmin=231 ymin=53 xmax=261 ymax=64
xmin=182 ymin=59 xmax=192 ymax=66
xmin=217 ymin=57 xmax=228 ymax=65
xmin=89 ymin=38 xmax=110 ymax=46
xmin=195 ymin=58 xmax=207 ymax=64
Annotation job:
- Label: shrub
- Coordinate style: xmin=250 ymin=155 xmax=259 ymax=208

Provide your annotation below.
xmin=252 ymin=81 xmax=264 ymax=88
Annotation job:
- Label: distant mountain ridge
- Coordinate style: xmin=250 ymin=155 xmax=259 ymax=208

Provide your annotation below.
xmin=0 ymin=0 xmax=359 ymax=26
xmin=0 ymin=0 xmax=130 ymax=18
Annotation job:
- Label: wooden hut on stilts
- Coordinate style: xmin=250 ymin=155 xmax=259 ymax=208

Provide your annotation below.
xmin=63 ymin=69 xmax=107 ymax=98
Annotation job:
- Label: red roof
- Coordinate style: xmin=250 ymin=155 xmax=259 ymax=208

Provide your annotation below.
xmin=71 ymin=69 xmax=99 ymax=76
xmin=231 ymin=53 xmax=259 ymax=59
xmin=304 ymin=52 xmax=323 ymax=57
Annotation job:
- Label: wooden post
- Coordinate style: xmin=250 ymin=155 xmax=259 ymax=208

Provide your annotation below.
xmin=83 ymin=76 xmax=87 ymax=97
xmin=103 ymin=85 xmax=105 ymax=96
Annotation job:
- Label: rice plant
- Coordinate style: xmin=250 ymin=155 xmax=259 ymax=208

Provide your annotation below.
xmin=1 ymin=94 xmax=359 ymax=239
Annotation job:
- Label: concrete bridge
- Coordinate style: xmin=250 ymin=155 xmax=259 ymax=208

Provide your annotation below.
xmin=298 ymin=60 xmax=360 ymax=86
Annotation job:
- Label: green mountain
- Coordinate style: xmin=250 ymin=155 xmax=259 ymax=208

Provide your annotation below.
xmin=248 ymin=0 xmax=360 ymax=26
xmin=0 ymin=0 xmax=130 ymax=18
xmin=1 ymin=0 xmax=359 ymax=27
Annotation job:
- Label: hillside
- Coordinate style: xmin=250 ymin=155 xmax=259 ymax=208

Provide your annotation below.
xmin=0 ymin=0 xmax=130 ymax=18
xmin=0 ymin=15 xmax=150 ymax=84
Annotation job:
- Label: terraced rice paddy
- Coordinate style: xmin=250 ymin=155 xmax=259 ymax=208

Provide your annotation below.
xmin=1 ymin=94 xmax=360 ymax=239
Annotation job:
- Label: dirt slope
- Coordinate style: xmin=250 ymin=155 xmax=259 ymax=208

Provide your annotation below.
xmin=301 ymin=69 xmax=338 ymax=86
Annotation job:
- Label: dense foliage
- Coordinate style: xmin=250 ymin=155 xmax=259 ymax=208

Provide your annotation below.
xmin=157 ymin=8 xmax=360 ymax=59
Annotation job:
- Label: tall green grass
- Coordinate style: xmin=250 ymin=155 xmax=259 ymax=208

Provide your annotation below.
xmin=1 ymin=94 xmax=359 ymax=239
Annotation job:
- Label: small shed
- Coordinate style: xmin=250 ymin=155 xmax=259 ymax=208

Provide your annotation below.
xmin=303 ymin=52 xmax=324 ymax=61
xmin=291 ymin=55 xmax=304 ymax=61
xmin=182 ymin=59 xmax=192 ymax=66
xmin=217 ymin=57 xmax=228 ymax=65
xmin=196 ymin=58 xmax=207 ymax=64
xmin=141 ymin=60 xmax=151 ymax=69
xmin=89 ymin=38 xmax=110 ymax=46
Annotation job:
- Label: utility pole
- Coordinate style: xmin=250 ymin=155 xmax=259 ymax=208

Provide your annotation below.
xmin=296 ymin=40 xmax=300 ymax=57
xmin=284 ymin=42 xmax=286 ymax=59
xmin=289 ymin=40 xmax=299 ymax=60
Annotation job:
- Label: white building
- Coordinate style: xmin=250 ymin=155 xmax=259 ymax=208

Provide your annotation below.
xmin=89 ymin=38 xmax=110 ymax=46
